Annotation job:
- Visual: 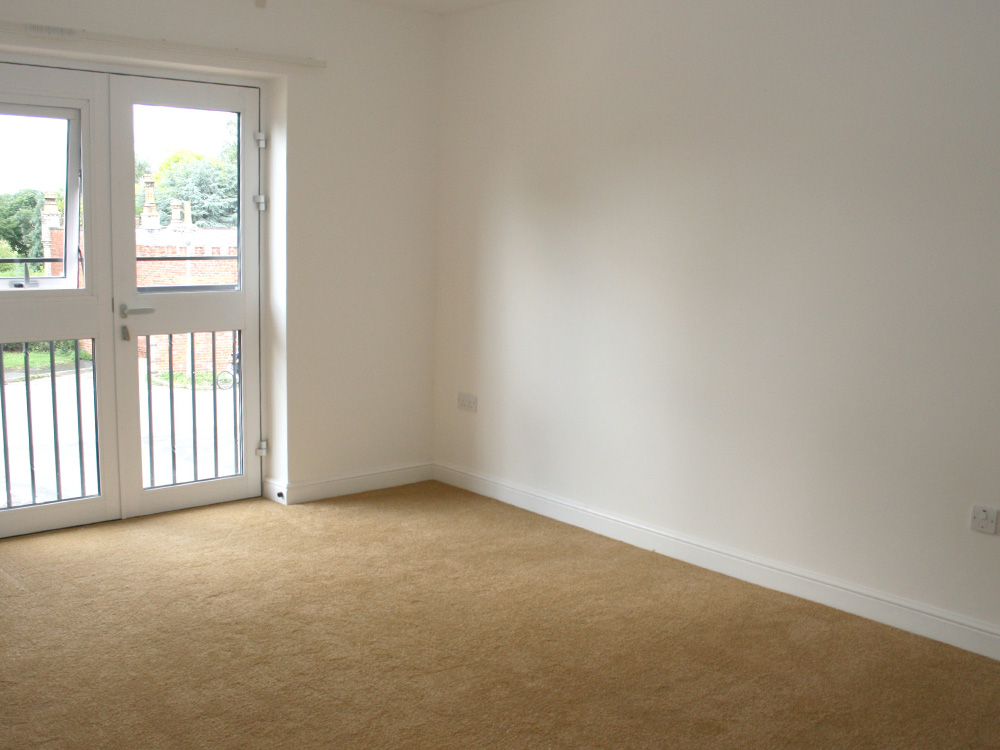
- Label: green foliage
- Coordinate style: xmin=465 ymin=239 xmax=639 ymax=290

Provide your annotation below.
xmin=156 ymin=150 xmax=201 ymax=176
xmin=150 ymin=370 xmax=217 ymax=390
xmin=135 ymin=158 xmax=151 ymax=183
xmin=0 ymin=189 xmax=44 ymax=257
xmin=0 ymin=238 xmax=19 ymax=277
xmin=153 ymin=150 xmax=238 ymax=228
xmin=1 ymin=341 xmax=92 ymax=376
xmin=135 ymin=158 xmax=152 ymax=217
xmin=220 ymin=119 xmax=238 ymax=165
xmin=2 ymin=340 xmax=90 ymax=355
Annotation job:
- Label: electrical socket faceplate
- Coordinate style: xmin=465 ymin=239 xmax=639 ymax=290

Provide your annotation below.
xmin=458 ymin=392 xmax=478 ymax=413
xmin=971 ymin=505 xmax=998 ymax=535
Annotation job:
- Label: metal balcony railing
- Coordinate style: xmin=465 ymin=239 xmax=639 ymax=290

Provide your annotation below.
xmin=0 ymin=340 xmax=99 ymax=508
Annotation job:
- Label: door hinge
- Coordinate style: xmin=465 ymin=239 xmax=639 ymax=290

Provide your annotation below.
xmin=254 ymin=131 xmax=267 ymax=149
xmin=254 ymin=195 xmax=267 ymax=211
xmin=255 ymin=441 xmax=268 ymax=458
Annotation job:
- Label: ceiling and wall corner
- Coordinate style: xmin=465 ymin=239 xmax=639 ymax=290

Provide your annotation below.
xmin=358 ymin=0 xmax=512 ymax=13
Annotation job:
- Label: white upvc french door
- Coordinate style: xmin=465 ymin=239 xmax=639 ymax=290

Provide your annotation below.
xmin=110 ymin=75 xmax=261 ymax=519
xmin=0 ymin=63 xmax=261 ymax=538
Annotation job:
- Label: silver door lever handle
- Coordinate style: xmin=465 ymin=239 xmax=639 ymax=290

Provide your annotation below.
xmin=120 ymin=304 xmax=156 ymax=318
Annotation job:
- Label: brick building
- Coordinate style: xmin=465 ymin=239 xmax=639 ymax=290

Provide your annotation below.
xmin=41 ymin=186 xmax=239 ymax=378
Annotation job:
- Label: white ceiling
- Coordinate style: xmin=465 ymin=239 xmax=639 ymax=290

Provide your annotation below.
xmin=358 ymin=0 xmax=512 ymax=14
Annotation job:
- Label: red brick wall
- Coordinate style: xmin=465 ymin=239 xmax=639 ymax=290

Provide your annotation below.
xmin=136 ymin=243 xmax=239 ymax=288
xmin=47 ymin=227 xmax=77 ymax=283
xmin=48 ymin=227 xmax=238 ymax=288
xmin=141 ymin=331 xmax=238 ymax=375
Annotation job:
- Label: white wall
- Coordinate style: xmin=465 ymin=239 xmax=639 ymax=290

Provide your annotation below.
xmin=435 ymin=0 xmax=1000 ymax=629
xmin=0 ymin=0 xmax=441 ymax=496
xmin=279 ymin=7 xmax=439 ymax=489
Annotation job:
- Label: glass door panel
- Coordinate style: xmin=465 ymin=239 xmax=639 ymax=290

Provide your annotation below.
xmin=139 ymin=330 xmax=242 ymax=488
xmin=0 ymin=339 xmax=100 ymax=507
xmin=133 ymin=104 xmax=241 ymax=292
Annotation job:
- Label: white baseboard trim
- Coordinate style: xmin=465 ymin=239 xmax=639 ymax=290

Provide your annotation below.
xmin=264 ymin=463 xmax=434 ymax=506
xmin=432 ymin=462 xmax=1000 ymax=662
xmin=262 ymin=477 xmax=291 ymax=505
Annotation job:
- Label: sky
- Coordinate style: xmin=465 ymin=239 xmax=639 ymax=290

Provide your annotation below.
xmin=132 ymin=105 xmax=236 ymax=171
xmin=0 ymin=105 xmax=236 ymax=195
xmin=0 ymin=114 xmax=68 ymax=194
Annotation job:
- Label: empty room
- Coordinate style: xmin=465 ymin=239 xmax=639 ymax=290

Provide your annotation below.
xmin=1 ymin=0 xmax=999 ymax=747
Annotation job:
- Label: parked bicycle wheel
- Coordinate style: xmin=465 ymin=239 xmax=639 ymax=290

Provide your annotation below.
xmin=216 ymin=370 xmax=235 ymax=390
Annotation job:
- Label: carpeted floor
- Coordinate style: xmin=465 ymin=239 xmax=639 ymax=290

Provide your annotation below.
xmin=2 ymin=481 xmax=998 ymax=749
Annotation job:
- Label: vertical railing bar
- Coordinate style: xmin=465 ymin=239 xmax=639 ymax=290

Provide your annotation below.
xmin=232 ymin=331 xmax=239 ymax=476
xmin=49 ymin=341 xmax=63 ymax=501
xmin=146 ymin=336 xmax=154 ymax=488
xmin=212 ymin=331 xmax=219 ymax=478
xmin=74 ymin=340 xmax=86 ymax=498
xmin=190 ymin=332 xmax=198 ymax=482
xmin=0 ymin=350 xmax=12 ymax=507
xmin=168 ymin=334 xmax=177 ymax=485
xmin=23 ymin=343 xmax=37 ymax=504
xmin=49 ymin=341 xmax=62 ymax=500
xmin=237 ymin=112 xmax=243 ymax=292
xmin=90 ymin=339 xmax=100 ymax=497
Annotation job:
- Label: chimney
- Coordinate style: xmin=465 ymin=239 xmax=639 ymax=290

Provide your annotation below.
xmin=140 ymin=174 xmax=161 ymax=229
xmin=168 ymin=199 xmax=184 ymax=229
xmin=183 ymin=201 xmax=194 ymax=229
xmin=40 ymin=193 xmax=62 ymax=255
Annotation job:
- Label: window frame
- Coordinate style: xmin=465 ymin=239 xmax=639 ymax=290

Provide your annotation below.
xmin=0 ymin=101 xmax=83 ymax=291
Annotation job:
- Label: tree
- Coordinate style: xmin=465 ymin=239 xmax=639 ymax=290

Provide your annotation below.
xmin=135 ymin=158 xmax=151 ymax=182
xmin=0 ymin=189 xmax=44 ymax=257
xmin=220 ymin=119 xmax=238 ymax=165
xmin=153 ymin=150 xmax=238 ymax=228
xmin=135 ymin=158 xmax=152 ymax=217
xmin=0 ymin=237 xmax=19 ymax=277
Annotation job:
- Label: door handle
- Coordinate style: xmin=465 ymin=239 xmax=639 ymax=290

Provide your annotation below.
xmin=120 ymin=304 xmax=156 ymax=319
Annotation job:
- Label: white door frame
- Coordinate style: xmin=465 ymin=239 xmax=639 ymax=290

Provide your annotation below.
xmin=0 ymin=61 xmax=263 ymax=537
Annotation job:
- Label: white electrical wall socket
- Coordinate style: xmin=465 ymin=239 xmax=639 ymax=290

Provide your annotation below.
xmin=971 ymin=505 xmax=998 ymax=535
xmin=458 ymin=392 xmax=478 ymax=413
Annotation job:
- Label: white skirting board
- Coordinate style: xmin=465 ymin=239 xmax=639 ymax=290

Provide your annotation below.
xmin=432 ymin=463 xmax=1000 ymax=663
xmin=260 ymin=461 xmax=999 ymax=661
xmin=263 ymin=463 xmax=434 ymax=505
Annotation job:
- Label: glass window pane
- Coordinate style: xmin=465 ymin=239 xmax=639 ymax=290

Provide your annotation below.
xmin=0 ymin=113 xmax=83 ymax=289
xmin=133 ymin=105 xmax=240 ymax=291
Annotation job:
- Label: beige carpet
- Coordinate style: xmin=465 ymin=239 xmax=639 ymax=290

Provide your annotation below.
xmin=2 ymin=481 xmax=998 ymax=749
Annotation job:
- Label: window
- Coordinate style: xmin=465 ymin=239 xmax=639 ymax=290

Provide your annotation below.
xmin=0 ymin=104 xmax=83 ymax=290
xmin=132 ymin=104 xmax=241 ymax=292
